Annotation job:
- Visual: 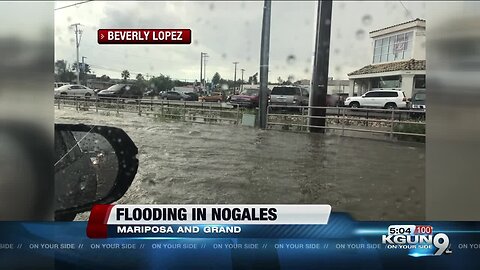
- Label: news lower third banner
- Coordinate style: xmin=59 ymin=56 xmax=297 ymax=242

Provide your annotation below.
xmin=1 ymin=205 xmax=480 ymax=269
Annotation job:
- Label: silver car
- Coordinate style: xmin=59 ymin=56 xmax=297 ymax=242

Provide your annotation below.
xmin=54 ymin=84 xmax=95 ymax=97
xmin=269 ymin=86 xmax=309 ymax=106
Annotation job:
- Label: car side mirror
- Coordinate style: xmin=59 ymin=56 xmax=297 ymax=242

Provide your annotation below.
xmin=361 ymin=95 xmax=365 ymax=98
xmin=54 ymin=124 xmax=138 ymax=221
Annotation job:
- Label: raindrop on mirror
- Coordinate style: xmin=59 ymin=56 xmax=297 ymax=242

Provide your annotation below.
xmin=355 ymin=29 xmax=366 ymax=40
xmin=361 ymin=15 xmax=372 ymax=26
xmin=286 ymin=55 xmax=296 ymax=65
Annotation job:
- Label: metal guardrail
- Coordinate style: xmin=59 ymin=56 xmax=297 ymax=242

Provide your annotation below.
xmin=55 ymin=95 xmax=426 ymax=141
xmin=266 ymin=105 xmax=426 ymax=140
xmin=54 ymin=95 xmax=242 ymax=126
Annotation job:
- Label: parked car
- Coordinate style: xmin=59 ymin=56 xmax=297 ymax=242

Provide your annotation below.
xmin=54 ymin=84 xmax=95 ymax=97
xmin=269 ymin=86 xmax=309 ymax=106
xmin=409 ymin=90 xmax=426 ymax=111
xmin=160 ymin=91 xmax=191 ymax=101
xmin=343 ymin=90 xmax=408 ymax=109
xmin=184 ymin=92 xmax=199 ymax=101
xmin=229 ymin=88 xmax=271 ymax=108
xmin=54 ymin=82 xmax=70 ymax=89
xmin=199 ymin=91 xmax=224 ymax=102
xmin=144 ymin=89 xmax=155 ymax=97
xmin=97 ymin=84 xmax=143 ymax=99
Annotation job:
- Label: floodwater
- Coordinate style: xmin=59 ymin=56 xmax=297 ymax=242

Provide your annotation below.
xmin=55 ymin=108 xmax=425 ymax=221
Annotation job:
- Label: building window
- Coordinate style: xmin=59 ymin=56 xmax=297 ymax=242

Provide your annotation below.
xmin=371 ymin=76 xmax=401 ymax=88
xmin=414 ymin=75 xmax=426 ymax=89
xmin=373 ymin=31 xmax=413 ymax=63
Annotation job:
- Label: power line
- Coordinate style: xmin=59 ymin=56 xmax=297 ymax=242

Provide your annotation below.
xmin=399 ymin=1 xmax=414 ymax=20
xmin=54 ymin=0 xmax=93 ymax=11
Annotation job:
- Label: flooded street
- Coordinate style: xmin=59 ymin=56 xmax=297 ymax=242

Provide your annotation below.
xmin=56 ymin=108 xmax=425 ymax=221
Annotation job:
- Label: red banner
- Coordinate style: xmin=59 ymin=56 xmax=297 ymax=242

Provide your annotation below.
xmin=98 ymin=29 xmax=191 ymax=44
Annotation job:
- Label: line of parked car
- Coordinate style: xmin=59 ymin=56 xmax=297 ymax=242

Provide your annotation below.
xmin=54 ymin=83 xmax=425 ymax=111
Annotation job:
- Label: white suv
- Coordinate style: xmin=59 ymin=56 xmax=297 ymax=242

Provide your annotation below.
xmin=344 ymin=90 xmax=408 ymax=109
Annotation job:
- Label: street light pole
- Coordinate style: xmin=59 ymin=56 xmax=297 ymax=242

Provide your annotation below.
xmin=233 ymin=62 xmax=239 ymax=94
xmin=241 ymin=68 xmax=245 ymax=92
xmin=259 ymin=0 xmax=272 ymax=129
xmin=200 ymin=52 xmax=204 ymax=88
xmin=308 ymin=0 xmax=332 ymax=133
xmin=81 ymin=56 xmax=87 ymax=85
xmin=203 ymin=54 xmax=208 ymax=90
xmin=71 ymin=23 xmax=82 ymax=85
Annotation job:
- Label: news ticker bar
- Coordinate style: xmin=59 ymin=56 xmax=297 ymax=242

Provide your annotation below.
xmin=87 ymin=204 xmax=332 ymax=238
xmin=97 ymin=29 xmax=191 ymax=44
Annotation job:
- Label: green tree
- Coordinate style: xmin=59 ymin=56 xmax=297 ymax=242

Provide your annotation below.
xmin=136 ymin=73 xmax=145 ymax=81
xmin=211 ymin=72 xmax=221 ymax=86
xmin=121 ymin=70 xmax=130 ymax=81
xmin=149 ymin=74 xmax=173 ymax=94
xmin=100 ymin=74 xmax=110 ymax=81
xmin=54 ymin=60 xmax=75 ymax=83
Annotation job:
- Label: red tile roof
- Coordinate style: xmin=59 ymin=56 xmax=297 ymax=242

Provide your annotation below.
xmin=370 ymin=18 xmax=426 ymax=34
xmin=348 ymin=59 xmax=426 ymax=76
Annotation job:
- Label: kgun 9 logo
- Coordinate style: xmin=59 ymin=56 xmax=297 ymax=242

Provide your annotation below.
xmin=382 ymin=233 xmax=452 ymax=256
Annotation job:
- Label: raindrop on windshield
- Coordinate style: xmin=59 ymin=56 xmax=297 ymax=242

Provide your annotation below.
xmin=193 ymin=40 xmax=199 ymax=46
xmin=286 ymin=55 xmax=296 ymax=65
xmin=221 ymin=53 xmax=227 ymax=59
xmin=361 ymin=15 xmax=372 ymax=26
xmin=209 ymin=3 xmax=214 ymax=11
xmin=355 ymin=29 xmax=366 ymax=40
xmin=287 ymin=75 xmax=295 ymax=82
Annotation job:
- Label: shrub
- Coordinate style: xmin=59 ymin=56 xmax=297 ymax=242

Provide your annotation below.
xmin=393 ymin=123 xmax=425 ymax=142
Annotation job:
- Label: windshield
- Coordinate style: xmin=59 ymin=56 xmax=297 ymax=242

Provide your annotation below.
xmin=240 ymin=89 xmax=258 ymax=96
xmin=52 ymin=1 xmax=428 ymax=221
xmin=106 ymin=84 xmax=124 ymax=91
xmin=413 ymin=93 xmax=426 ymax=101
xmin=271 ymin=87 xmax=299 ymax=95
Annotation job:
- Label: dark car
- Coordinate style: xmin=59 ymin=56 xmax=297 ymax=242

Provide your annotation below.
xmin=160 ymin=91 xmax=192 ymax=101
xmin=410 ymin=90 xmax=426 ymax=111
xmin=230 ymin=88 xmax=260 ymax=108
xmin=184 ymin=92 xmax=199 ymax=101
xmin=97 ymin=84 xmax=143 ymax=99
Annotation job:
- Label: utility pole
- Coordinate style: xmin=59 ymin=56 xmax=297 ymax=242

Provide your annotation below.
xmin=308 ymin=1 xmax=332 ymax=133
xmin=200 ymin=52 xmax=205 ymax=88
xmin=203 ymin=54 xmax=208 ymax=90
xmin=232 ymin=61 xmax=239 ymax=94
xmin=70 ymin=23 xmax=82 ymax=85
xmin=81 ymin=56 xmax=87 ymax=85
xmin=259 ymin=0 xmax=272 ymax=129
xmin=241 ymin=68 xmax=245 ymax=93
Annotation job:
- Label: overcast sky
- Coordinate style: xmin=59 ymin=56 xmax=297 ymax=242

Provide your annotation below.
xmin=54 ymin=1 xmax=426 ymax=82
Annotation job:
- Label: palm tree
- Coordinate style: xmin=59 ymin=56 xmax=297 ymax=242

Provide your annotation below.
xmin=121 ymin=70 xmax=130 ymax=81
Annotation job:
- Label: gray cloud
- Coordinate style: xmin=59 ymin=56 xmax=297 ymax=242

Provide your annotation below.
xmin=55 ymin=1 xmax=425 ymax=82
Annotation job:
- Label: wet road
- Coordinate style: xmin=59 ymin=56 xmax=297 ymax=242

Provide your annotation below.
xmin=55 ymin=108 xmax=425 ymax=221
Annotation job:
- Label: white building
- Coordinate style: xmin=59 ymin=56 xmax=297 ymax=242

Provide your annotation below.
xmin=347 ymin=18 xmax=426 ymax=98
